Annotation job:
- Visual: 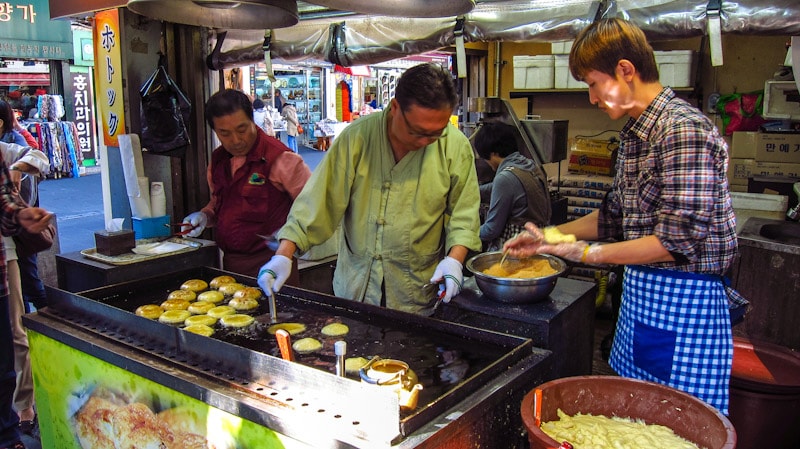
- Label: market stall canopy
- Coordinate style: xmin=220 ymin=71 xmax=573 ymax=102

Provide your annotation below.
xmin=206 ymin=0 xmax=800 ymax=69
xmin=125 ymin=0 xmax=476 ymax=29
xmin=0 ymin=73 xmax=51 ymax=87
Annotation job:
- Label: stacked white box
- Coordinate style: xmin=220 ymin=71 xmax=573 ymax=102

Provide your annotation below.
xmin=654 ymin=50 xmax=694 ymax=87
xmin=554 ymin=55 xmax=586 ymax=89
xmin=551 ymin=40 xmax=573 ymax=54
xmin=513 ymin=55 xmax=555 ymax=89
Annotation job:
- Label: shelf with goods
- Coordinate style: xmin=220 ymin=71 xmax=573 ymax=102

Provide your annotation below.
xmin=273 ymin=69 xmax=324 ymax=140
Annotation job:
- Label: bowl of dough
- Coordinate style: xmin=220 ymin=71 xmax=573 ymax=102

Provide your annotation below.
xmin=465 ymin=252 xmax=567 ymax=304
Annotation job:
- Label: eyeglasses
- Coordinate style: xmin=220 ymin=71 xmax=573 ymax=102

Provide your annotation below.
xmin=399 ymin=107 xmax=449 ymax=140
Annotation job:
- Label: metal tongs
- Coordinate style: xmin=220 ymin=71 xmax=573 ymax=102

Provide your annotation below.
xmin=165 ymin=222 xmax=198 ymax=237
xmin=422 ymin=281 xmax=446 ymax=313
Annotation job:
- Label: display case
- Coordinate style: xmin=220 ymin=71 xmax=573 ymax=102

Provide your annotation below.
xmin=274 ymin=69 xmax=323 ymax=138
xmin=251 ymin=65 xmax=325 ymax=140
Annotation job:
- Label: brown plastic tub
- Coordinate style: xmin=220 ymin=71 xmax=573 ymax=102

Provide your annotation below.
xmin=521 ymin=376 xmax=736 ymax=449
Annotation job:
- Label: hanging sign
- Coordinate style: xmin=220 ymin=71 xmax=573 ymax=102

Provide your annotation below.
xmin=93 ymin=8 xmax=125 ymax=147
xmin=68 ymin=68 xmax=97 ymax=164
xmin=0 ymin=0 xmax=73 ymax=59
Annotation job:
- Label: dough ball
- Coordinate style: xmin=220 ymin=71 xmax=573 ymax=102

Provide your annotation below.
xmin=181 ymin=279 xmax=209 ymax=292
xmin=321 ymin=323 xmax=349 ymax=337
xmin=229 ymin=296 xmax=259 ymax=311
xmin=135 ymin=304 xmax=163 ymax=320
xmin=207 ymin=305 xmax=236 ymax=319
xmin=161 ymin=298 xmax=191 ymax=311
xmin=197 ymin=290 xmax=225 ymax=304
xmin=209 ymin=275 xmax=237 ymax=289
xmin=217 ymin=283 xmax=246 ymax=296
xmin=233 ymin=287 xmax=262 ymax=301
xmin=220 ymin=314 xmax=255 ymax=328
xmin=167 ymin=290 xmax=196 ymax=302
xmin=184 ymin=314 xmax=217 ymax=327
xmin=292 ymin=337 xmax=322 ymax=354
xmin=344 ymin=357 xmax=370 ymax=375
xmin=158 ymin=309 xmax=191 ymax=325
xmin=183 ymin=324 xmax=214 ymax=337
xmin=187 ymin=301 xmax=215 ymax=315
xmin=267 ymin=322 xmax=306 ymax=335
xmin=542 ymin=226 xmax=577 ymax=244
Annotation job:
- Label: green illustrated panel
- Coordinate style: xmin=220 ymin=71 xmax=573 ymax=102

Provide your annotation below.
xmin=28 ymin=331 xmax=312 ymax=449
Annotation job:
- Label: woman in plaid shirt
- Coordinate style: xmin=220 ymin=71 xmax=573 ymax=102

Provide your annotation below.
xmin=504 ymin=18 xmax=739 ymax=414
xmin=0 ymin=147 xmax=52 ymax=449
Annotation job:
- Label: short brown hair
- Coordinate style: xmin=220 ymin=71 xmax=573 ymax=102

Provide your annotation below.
xmin=569 ymin=18 xmax=659 ymax=84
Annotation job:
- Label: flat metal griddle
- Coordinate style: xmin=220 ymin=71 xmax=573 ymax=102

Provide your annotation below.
xmin=42 ymin=266 xmax=534 ymax=445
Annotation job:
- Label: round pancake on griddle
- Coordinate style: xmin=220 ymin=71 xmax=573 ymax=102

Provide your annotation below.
xmin=135 ymin=304 xmax=163 ymax=320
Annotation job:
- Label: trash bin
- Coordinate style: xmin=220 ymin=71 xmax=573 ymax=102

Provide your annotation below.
xmin=729 ymin=337 xmax=800 ymax=449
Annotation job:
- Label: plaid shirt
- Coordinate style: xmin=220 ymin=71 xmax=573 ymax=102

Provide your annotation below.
xmin=598 ymin=88 xmax=737 ymax=275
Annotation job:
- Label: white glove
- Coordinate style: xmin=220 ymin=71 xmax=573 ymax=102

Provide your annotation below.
xmin=257 ymin=255 xmax=293 ymax=294
xmin=430 ymin=256 xmax=464 ymax=303
xmin=181 ymin=211 xmax=208 ymax=238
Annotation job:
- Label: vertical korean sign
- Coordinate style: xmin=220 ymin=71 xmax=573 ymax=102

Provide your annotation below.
xmin=68 ymin=70 xmax=97 ymax=164
xmin=93 ymin=9 xmax=124 ymax=146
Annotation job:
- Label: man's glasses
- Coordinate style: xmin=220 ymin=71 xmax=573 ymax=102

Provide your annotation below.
xmin=399 ymin=107 xmax=448 ymax=140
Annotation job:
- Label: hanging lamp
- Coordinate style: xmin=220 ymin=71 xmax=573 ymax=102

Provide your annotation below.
xmin=126 ymin=0 xmax=299 ymax=29
xmin=308 ymin=0 xmax=475 ymax=18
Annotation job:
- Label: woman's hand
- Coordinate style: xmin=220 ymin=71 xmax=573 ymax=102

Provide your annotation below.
xmin=502 ymin=223 xmax=545 ymax=258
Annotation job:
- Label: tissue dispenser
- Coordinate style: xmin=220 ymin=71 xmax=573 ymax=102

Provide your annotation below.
xmin=94 ymin=230 xmax=135 ymax=256
xmin=132 ymin=215 xmax=171 ymax=240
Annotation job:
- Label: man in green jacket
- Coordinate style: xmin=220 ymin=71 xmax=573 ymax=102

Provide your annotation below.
xmin=258 ymin=63 xmax=481 ymax=315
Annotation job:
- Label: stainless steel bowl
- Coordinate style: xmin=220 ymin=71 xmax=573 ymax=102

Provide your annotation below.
xmin=465 ymin=252 xmax=567 ymax=304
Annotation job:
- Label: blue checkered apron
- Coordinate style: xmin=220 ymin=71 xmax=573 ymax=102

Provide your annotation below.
xmin=609 ymin=265 xmax=732 ymax=414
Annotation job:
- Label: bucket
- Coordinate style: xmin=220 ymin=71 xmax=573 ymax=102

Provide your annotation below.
xmin=521 ymin=376 xmax=736 ymax=449
xmin=729 ymin=337 xmax=800 ymax=449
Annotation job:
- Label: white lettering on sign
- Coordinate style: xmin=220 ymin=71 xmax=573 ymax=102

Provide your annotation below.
xmin=0 ymin=3 xmax=37 ymax=23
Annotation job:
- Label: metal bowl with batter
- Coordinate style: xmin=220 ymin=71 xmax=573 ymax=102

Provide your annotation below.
xmin=465 ymin=252 xmax=567 ymax=304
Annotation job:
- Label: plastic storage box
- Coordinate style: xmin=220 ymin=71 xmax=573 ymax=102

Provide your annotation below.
xmin=554 ymin=55 xmax=585 ymax=89
xmin=513 ymin=55 xmax=555 ymax=89
xmin=132 ymin=215 xmax=171 ymax=240
xmin=654 ymin=50 xmax=694 ymax=87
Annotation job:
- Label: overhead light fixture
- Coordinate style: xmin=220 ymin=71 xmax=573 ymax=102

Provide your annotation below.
xmin=308 ymin=0 xmax=475 ymax=18
xmin=126 ymin=0 xmax=299 ymax=29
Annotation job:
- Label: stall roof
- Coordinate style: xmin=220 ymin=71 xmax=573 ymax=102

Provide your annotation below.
xmin=209 ymin=0 xmax=800 ymax=69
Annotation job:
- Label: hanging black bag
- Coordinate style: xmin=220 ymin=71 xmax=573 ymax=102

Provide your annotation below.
xmin=139 ymin=65 xmax=192 ymax=156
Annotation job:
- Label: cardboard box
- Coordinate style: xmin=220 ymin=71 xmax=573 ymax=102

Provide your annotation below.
xmin=557 ymin=173 xmax=615 ymax=190
xmin=731 ymin=131 xmax=759 ymax=159
xmin=654 ymin=50 xmax=694 ymax=87
xmin=94 ymin=230 xmax=135 ymax=256
xmin=551 ymin=40 xmax=573 ymax=54
xmin=554 ymin=55 xmax=586 ymax=89
xmin=567 ymin=138 xmax=619 ymax=175
xmin=728 ymin=158 xmax=800 ymax=186
xmin=132 ymin=215 xmax=171 ymax=240
xmin=513 ymin=55 xmax=555 ymax=89
xmin=754 ymin=132 xmax=800 ymax=164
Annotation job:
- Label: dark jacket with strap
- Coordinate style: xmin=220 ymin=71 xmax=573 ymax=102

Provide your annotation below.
xmin=210 ymin=133 xmax=293 ymax=254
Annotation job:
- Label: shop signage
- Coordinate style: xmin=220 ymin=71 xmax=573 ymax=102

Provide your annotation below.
xmin=0 ymin=0 xmax=73 ymax=59
xmin=93 ymin=8 xmax=125 ymax=147
xmin=68 ymin=68 xmax=97 ymax=164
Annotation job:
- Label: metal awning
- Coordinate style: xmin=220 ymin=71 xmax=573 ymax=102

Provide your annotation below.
xmin=0 ymin=73 xmax=51 ymax=86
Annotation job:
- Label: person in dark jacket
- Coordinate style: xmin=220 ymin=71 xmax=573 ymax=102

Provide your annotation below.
xmin=474 ymin=122 xmax=551 ymax=251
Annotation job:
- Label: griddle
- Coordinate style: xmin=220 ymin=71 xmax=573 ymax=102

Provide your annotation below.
xmin=39 ymin=266 xmax=534 ymax=446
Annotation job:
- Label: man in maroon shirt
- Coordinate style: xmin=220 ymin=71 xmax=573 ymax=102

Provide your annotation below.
xmin=181 ymin=89 xmax=311 ymax=278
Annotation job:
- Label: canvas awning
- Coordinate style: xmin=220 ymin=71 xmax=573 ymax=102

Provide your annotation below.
xmin=0 ymin=73 xmax=51 ymax=87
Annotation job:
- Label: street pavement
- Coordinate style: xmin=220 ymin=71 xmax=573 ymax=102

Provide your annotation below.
xmin=38 ymin=171 xmax=105 ymax=254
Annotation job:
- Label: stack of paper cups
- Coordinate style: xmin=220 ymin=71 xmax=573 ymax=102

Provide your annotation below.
xmin=150 ymin=181 xmax=166 ymax=217
xmin=129 ymin=176 xmax=152 ymax=218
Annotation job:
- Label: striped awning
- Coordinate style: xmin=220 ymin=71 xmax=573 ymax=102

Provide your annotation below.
xmin=0 ymin=73 xmax=51 ymax=86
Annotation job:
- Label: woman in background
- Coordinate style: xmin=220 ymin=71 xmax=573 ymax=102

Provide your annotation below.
xmin=0 ymin=102 xmax=26 ymax=147
xmin=281 ymin=103 xmax=299 ymax=153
